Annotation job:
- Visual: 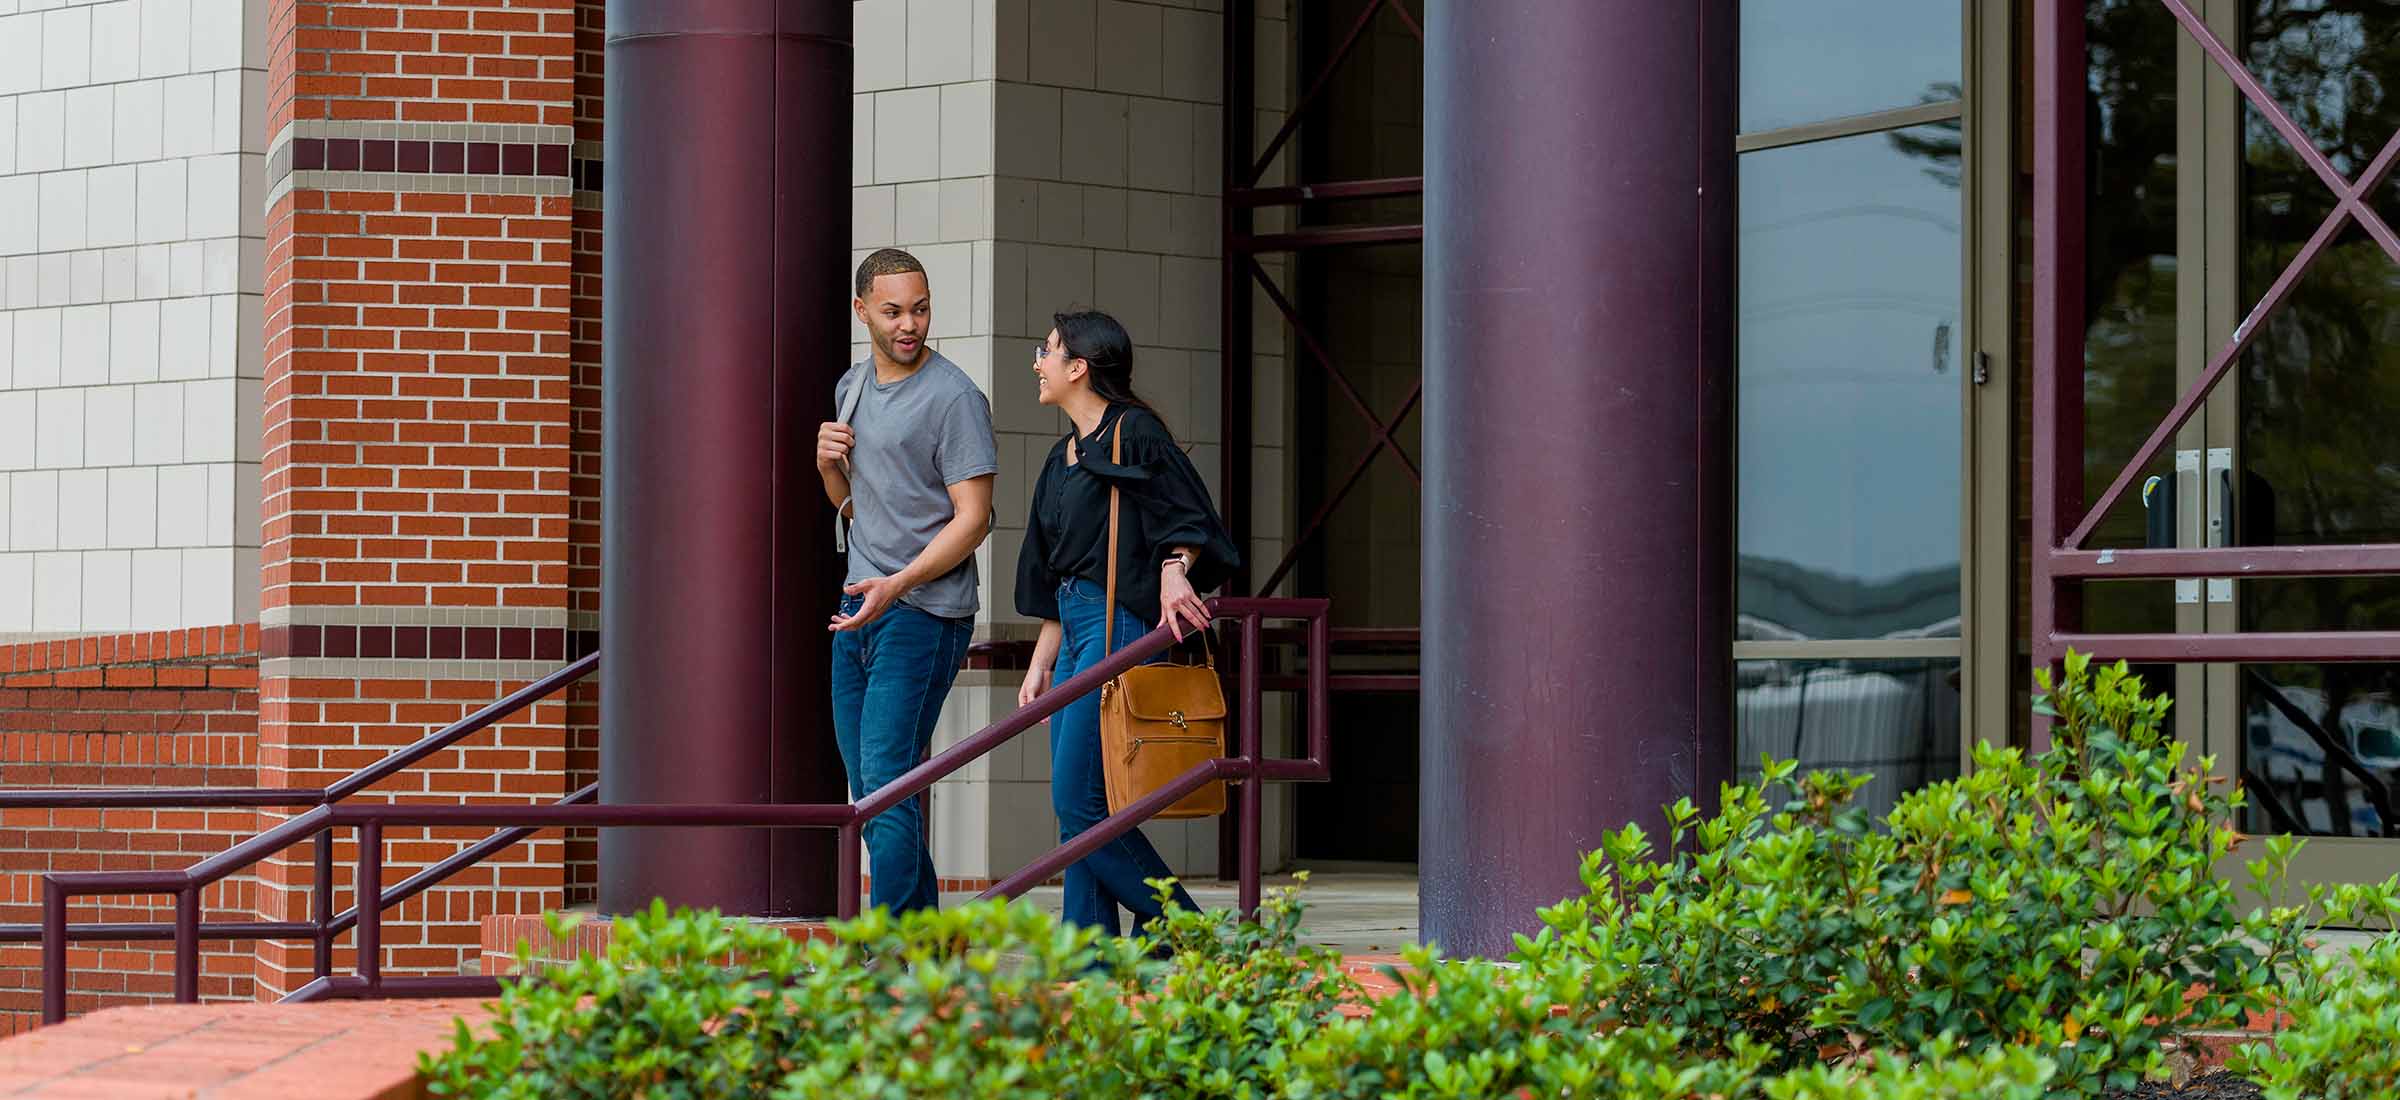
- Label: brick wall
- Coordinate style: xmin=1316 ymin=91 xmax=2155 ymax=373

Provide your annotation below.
xmin=0 ymin=626 xmax=262 ymax=1036
xmin=252 ymin=0 xmax=579 ymax=999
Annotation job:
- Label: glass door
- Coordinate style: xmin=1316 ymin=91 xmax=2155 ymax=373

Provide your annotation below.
xmin=2200 ymin=0 xmax=2400 ymax=885
xmin=1733 ymin=0 xmax=1974 ymax=818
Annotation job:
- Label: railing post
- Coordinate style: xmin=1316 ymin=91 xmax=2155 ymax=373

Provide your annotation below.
xmin=1238 ymin=613 xmax=1263 ymax=918
xmin=40 ymin=878 xmax=67 ymax=1025
xmin=358 ymin=821 xmax=382 ymax=993
xmin=312 ymin=830 xmax=334 ymax=980
xmin=173 ymin=884 xmax=199 ymax=1004
xmin=836 ymin=822 xmax=860 ymax=920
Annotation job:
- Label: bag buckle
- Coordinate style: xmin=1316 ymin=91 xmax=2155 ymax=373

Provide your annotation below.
xmin=1167 ymin=710 xmax=1187 ymax=730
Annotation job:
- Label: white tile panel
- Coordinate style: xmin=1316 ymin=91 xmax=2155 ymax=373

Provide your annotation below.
xmin=8 ymin=470 xmax=56 ymax=549
xmin=0 ymin=13 xmax=42 ymax=96
xmin=0 ymin=176 xmax=36 ymax=255
xmin=854 ymin=0 xmax=905 ymax=92
xmin=157 ymin=294 xmax=206 ymax=379
xmin=81 ymin=548 xmax=129 ymax=630
xmin=938 ymin=80 xmax=993 ymax=178
xmin=905 ymin=0 xmax=971 ymax=85
xmin=154 ymin=463 xmax=203 ymax=545
xmin=62 ymin=84 xmax=112 ymax=168
xmin=0 ymin=553 xmax=29 ymax=631
xmin=113 ymin=78 xmax=164 ymax=163
xmin=873 ymin=87 xmax=941 ymax=184
xmin=85 ymin=163 xmax=136 ymax=248
xmin=89 ymin=1 xmax=140 ymax=85
xmin=37 ymin=169 xmax=85 ymax=252
xmin=136 ymin=158 xmax=186 ymax=244
xmin=0 ymin=392 xmax=32 ymax=470
xmin=109 ymin=298 xmax=158 ymax=381
xmin=181 ymin=544 xmax=230 ymax=624
xmin=132 ymin=379 xmax=180 ymax=464
xmin=160 ymin=71 xmax=212 ymax=158
xmin=82 ymin=384 xmax=130 ymax=466
xmin=39 ymin=5 xmax=89 ymax=90
xmin=189 ymin=0 xmax=241 ymax=72
xmin=58 ymin=302 xmax=107 ymax=386
xmin=31 ymin=550 xmax=79 ymax=631
xmin=140 ymin=0 xmax=192 ymax=78
xmin=106 ymin=465 xmax=154 ymax=547
xmin=129 ymin=546 xmax=179 ymax=628
xmin=12 ymin=307 xmax=59 ymax=388
xmin=16 ymin=90 xmax=65 ymax=172
xmin=55 ymin=466 xmax=103 ymax=548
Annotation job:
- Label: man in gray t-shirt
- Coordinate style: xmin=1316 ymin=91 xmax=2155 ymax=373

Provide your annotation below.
xmin=815 ymin=248 xmax=998 ymax=914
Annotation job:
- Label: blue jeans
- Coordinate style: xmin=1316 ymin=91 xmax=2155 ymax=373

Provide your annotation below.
xmin=831 ymin=594 xmax=972 ymax=914
xmin=1051 ymin=578 xmax=1201 ymax=936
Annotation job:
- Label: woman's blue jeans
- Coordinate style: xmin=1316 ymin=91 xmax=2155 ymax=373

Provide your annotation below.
xmin=1050 ymin=578 xmax=1201 ymax=936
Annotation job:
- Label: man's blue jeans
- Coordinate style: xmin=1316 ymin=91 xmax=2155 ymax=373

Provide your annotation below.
xmin=1051 ymin=578 xmax=1201 ymax=936
xmin=831 ymin=594 xmax=972 ymax=914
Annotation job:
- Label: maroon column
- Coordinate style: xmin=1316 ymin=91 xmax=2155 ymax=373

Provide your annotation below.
xmin=599 ymin=0 xmax=851 ymax=916
xmin=1420 ymin=0 xmax=1737 ymax=957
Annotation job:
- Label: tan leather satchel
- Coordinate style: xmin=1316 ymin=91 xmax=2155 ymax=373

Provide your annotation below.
xmin=1095 ymin=419 xmax=1228 ymax=819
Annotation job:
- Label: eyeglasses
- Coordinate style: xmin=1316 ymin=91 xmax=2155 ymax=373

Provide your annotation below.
xmin=1031 ymin=343 xmax=1049 ymax=365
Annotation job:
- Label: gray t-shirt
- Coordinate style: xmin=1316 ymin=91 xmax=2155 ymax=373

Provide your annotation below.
xmin=836 ymin=351 xmax=1000 ymax=618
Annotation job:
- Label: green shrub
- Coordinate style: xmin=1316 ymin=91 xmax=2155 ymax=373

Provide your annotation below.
xmin=1076 ymin=875 xmax=1359 ymax=1098
xmin=1515 ymin=651 xmax=2394 ymax=1095
xmin=419 ymin=898 xmax=1145 ymax=1100
xmin=1758 ymin=1042 xmax=2055 ymax=1100
xmin=419 ymin=899 xmax=818 ymax=1100
xmin=772 ymin=900 xmax=1143 ymax=1099
xmin=2233 ymin=928 xmax=2400 ymax=1100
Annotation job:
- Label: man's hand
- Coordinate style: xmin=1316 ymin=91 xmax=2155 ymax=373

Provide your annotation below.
xmin=831 ymin=575 xmax=908 ymax=631
xmin=816 ymin=422 xmax=855 ymax=472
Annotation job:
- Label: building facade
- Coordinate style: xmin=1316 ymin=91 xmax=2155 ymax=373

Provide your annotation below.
xmin=4 ymin=0 xmax=2399 ymax=1028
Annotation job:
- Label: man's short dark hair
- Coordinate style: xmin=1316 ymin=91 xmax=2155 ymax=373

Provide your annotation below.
xmin=854 ymin=248 xmax=927 ymax=299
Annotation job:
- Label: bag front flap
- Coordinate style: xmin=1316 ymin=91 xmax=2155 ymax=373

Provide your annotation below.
xmin=1110 ymin=664 xmax=1227 ymax=724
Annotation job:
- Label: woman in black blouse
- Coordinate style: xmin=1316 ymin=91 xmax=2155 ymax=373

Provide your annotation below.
xmin=1016 ymin=310 xmax=1239 ymax=936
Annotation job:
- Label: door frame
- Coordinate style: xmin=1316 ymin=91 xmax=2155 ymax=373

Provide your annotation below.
xmin=2029 ymin=0 xmax=2400 ymax=887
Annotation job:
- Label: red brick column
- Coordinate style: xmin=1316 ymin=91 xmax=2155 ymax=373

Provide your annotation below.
xmin=253 ymin=0 xmax=581 ymax=998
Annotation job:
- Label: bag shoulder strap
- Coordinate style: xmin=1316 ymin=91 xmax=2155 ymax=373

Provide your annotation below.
xmin=832 ymin=371 xmax=866 ymax=552
xmin=1102 ymin=410 xmax=1122 ymax=654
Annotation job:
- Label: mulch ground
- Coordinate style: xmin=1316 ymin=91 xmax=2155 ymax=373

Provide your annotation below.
xmin=2102 ymin=1071 xmax=2265 ymax=1099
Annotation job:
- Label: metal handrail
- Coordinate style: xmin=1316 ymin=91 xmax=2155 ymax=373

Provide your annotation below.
xmin=27 ymin=597 xmax=1333 ymax=1024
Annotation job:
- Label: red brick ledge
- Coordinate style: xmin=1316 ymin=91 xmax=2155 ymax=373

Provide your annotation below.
xmin=0 ymin=627 xmax=261 ymax=677
xmin=0 ymin=998 xmax=487 ymax=1100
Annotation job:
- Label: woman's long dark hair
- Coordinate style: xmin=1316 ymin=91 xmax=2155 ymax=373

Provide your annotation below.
xmin=1054 ymin=310 xmax=1158 ymax=424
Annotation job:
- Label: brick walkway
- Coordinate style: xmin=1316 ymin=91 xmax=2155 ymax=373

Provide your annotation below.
xmin=0 ymin=999 xmax=485 ymax=1100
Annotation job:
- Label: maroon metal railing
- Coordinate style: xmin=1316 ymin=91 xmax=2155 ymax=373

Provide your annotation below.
xmin=15 ymin=597 xmax=1331 ymax=1025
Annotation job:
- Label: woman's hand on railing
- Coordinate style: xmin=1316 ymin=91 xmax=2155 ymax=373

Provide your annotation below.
xmin=1017 ymin=663 xmax=1052 ymax=719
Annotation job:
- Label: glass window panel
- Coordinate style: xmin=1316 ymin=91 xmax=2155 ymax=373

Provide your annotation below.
xmin=2082 ymin=0 xmax=2184 ymax=553
xmin=1740 ymin=0 xmax=1961 ymax=133
xmin=1737 ymin=126 xmax=1962 ymax=642
xmin=2242 ymin=662 xmax=2400 ymax=838
xmin=1735 ymin=658 xmax=1962 ymax=821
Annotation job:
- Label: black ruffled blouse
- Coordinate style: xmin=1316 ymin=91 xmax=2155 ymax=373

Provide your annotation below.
xmin=1015 ymin=405 xmax=1240 ymax=625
